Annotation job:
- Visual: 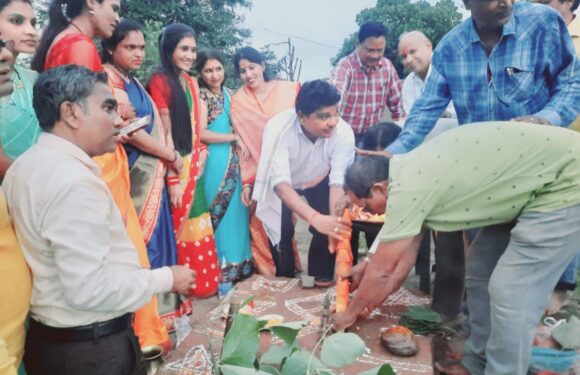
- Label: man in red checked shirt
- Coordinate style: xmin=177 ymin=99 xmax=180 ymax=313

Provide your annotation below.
xmin=330 ymin=22 xmax=405 ymax=147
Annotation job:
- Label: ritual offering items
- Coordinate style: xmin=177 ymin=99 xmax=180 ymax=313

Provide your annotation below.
xmin=335 ymin=210 xmax=353 ymax=313
xmin=381 ymin=325 xmax=418 ymax=357
xmin=352 ymin=204 xmax=385 ymax=223
xmin=261 ymin=314 xmax=284 ymax=329
xmin=399 ymin=307 xmax=442 ymax=335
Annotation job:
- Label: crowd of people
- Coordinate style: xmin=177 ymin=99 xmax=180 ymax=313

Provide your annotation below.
xmin=0 ymin=0 xmax=579 ymax=374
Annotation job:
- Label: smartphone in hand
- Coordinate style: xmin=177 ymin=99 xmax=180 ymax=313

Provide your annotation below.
xmin=119 ymin=115 xmax=151 ymax=136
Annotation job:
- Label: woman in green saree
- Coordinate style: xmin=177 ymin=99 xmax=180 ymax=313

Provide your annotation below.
xmin=0 ymin=0 xmax=40 ymax=176
xmin=195 ymin=49 xmax=253 ymax=285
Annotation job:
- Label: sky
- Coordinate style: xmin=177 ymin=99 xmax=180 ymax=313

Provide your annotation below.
xmin=239 ymin=0 xmax=468 ymax=82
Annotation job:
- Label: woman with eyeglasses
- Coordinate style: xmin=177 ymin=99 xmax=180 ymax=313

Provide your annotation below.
xmin=0 ymin=0 xmax=40 ymax=178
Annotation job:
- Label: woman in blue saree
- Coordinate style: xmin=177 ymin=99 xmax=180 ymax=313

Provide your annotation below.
xmin=101 ymin=20 xmax=184 ymax=349
xmin=196 ymin=49 xmax=253 ymax=282
xmin=102 ymin=20 xmax=182 ymax=270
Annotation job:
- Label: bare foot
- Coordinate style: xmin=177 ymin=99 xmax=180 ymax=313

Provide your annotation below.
xmin=435 ymin=361 xmax=471 ymax=375
xmin=545 ymin=289 xmax=571 ymax=315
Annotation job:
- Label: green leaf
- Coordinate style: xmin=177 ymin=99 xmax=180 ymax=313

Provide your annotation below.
xmin=259 ymin=364 xmax=283 ymax=375
xmin=268 ymin=321 xmax=309 ymax=346
xmin=320 ymin=332 xmax=367 ymax=368
xmin=280 ymin=350 xmax=329 ymax=375
xmin=260 ymin=344 xmax=294 ymax=365
xmin=359 ymin=364 xmax=396 ymax=375
xmin=258 ymin=320 xmax=269 ymax=330
xmin=221 ymin=314 xmax=261 ymax=367
xmin=220 ymin=364 xmax=272 ymax=375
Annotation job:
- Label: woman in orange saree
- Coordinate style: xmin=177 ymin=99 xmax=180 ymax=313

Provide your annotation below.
xmin=148 ymin=24 xmax=219 ymax=300
xmin=230 ymin=47 xmax=301 ymax=277
xmin=33 ymin=0 xmax=170 ymax=351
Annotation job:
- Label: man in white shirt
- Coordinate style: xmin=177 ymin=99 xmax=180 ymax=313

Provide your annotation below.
xmin=2 ymin=65 xmax=196 ymax=375
xmin=399 ymin=31 xmax=458 ymax=141
xmin=253 ymin=80 xmax=355 ymax=285
xmin=398 ymin=30 xmax=465 ymax=326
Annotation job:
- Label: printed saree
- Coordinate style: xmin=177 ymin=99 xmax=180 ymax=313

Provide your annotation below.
xmin=200 ymin=88 xmax=253 ymax=282
xmin=148 ymin=73 xmax=219 ymax=299
xmin=45 ymin=40 xmax=170 ymax=350
xmin=105 ymin=65 xmax=178 ymax=269
xmin=230 ymin=81 xmax=302 ymax=276
xmin=0 ymin=65 xmax=40 ymax=160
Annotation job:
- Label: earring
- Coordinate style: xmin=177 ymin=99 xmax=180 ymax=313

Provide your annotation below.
xmin=88 ymin=9 xmax=95 ymax=15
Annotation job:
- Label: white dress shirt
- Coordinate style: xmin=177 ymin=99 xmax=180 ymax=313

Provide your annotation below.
xmin=401 ymin=63 xmax=456 ymax=118
xmin=268 ymin=110 xmax=355 ymax=190
xmin=402 ymin=64 xmax=458 ymax=141
xmin=253 ymin=109 xmax=355 ymax=245
xmin=2 ymin=133 xmax=173 ymax=328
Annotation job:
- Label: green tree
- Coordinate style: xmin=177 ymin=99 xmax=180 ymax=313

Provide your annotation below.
xmin=121 ymin=0 xmax=251 ymax=54
xmin=332 ymin=0 xmax=462 ymax=77
xmin=34 ymin=0 xmax=258 ymax=88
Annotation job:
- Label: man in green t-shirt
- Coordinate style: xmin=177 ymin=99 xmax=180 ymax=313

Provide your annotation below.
xmin=334 ymin=122 xmax=580 ymax=374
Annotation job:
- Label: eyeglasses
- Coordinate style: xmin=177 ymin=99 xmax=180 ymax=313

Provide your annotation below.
xmin=0 ymin=39 xmax=15 ymax=51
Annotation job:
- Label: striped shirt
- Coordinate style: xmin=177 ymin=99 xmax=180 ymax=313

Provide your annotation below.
xmin=387 ymin=2 xmax=580 ymax=154
xmin=330 ymin=51 xmax=404 ymax=135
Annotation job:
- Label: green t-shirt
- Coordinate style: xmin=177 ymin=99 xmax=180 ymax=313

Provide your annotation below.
xmin=379 ymin=122 xmax=580 ymax=242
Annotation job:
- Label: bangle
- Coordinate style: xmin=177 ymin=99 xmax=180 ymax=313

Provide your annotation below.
xmin=308 ymin=211 xmax=319 ymax=225
xmin=242 ymin=184 xmax=252 ymax=190
xmin=168 ymin=150 xmax=178 ymax=163
xmin=166 ymin=176 xmax=180 ymax=186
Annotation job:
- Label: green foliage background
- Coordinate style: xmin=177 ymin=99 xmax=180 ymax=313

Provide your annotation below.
xmin=34 ymin=0 xmax=462 ymax=84
xmin=121 ymin=0 xmax=285 ymax=88
xmin=332 ymin=0 xmax=462 ymax=78
xmin=35 ymin=0 xmax=283 ymax=89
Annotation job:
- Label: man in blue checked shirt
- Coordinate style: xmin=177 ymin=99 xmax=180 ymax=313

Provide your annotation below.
xmin=382 ymin=0 xmax=580 ymax=156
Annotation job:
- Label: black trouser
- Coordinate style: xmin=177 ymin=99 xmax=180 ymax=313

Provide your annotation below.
xmin=271 ymin=177 xmax=336 ymax=280
xmin=24 ymin=318 xmax=146 ymax=375
xmin=349 ymin=229 xmax=378 ymax=266
xmin=431 ymin=230 xmax=466 ymax=318
xmin=354 ymin=133 xmax=366 ymax=148
xmin=415 ymin=230 xmax=432 ymax=293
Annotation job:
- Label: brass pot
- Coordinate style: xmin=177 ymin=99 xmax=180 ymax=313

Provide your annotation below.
xmin=142 ymin=345 xmax=164 ymax=375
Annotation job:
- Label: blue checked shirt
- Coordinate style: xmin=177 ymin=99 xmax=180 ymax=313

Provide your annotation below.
xmin=387 ymin=2 xmax=580 ymax=155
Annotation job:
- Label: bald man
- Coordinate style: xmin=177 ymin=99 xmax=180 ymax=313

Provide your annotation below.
xmin=398 ymin=31 xmax=458 ymax=141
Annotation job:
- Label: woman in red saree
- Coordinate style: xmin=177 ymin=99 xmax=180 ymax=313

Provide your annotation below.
xmin=148 ymin=24 xmax=219 ymax=299
xmin=230 ymin=47 xmax=301 ymax=277
xmin=31 ymin=0 xmax=170 ymax=352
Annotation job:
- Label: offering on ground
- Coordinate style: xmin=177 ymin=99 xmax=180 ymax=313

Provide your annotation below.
xmin=381 ymin=325 xmax=418 ymax=357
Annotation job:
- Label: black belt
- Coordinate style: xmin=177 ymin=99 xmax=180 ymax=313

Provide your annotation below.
xmin=29 ymin=314 xmax=132 ymax=343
